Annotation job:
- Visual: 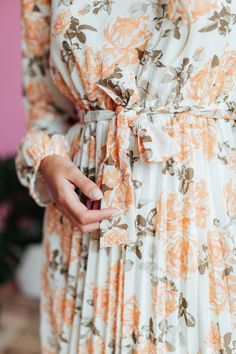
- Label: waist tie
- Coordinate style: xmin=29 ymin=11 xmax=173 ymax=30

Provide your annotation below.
xmin=76 ymin=104 xmax=236 ymax=249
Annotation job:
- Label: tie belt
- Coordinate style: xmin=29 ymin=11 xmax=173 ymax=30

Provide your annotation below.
xmin=75 ymin=104 xmax=236 ymax=249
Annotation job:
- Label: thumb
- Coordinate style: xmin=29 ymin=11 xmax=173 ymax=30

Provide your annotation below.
xmin=69 ymin=167 xmax=103 ymax=201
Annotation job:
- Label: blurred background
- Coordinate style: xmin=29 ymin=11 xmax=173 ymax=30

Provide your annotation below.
xmin=0 ymin=2 xmax=43 ymax=353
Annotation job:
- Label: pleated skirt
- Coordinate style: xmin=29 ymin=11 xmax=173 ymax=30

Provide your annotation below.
xmin=40 ymin=112 xmax=236 ymax=354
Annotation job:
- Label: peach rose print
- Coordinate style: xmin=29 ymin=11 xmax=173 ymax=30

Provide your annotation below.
xmin=93 ymin=286 xmax=116 ymax=321
xmin=103 ymin=16 xmax=151 ymax=65
xmin=166 ymin=235 xmax=198 ymax=279
xmin=53 ymin=10 xmax=71 ymax=36
xmin=22 ymin=0 xmax=37 ymax=14
xmin=189 ymin=179 xmax=209 ymax=229
xmin=114 ymin=180 xmax=135 ymax=212
xmin=224 ymin=179 xmax=236 ymax=218
xmin=102 ymin=168 xmax=121 ymax=190
xmin=155 ymin=180 xmax=209 ymax=239
xmin=227 ymin=273 xmax=236 ymax=309
xmin=155 ymin=193 xmax=190 ymax=238
xmin=165 ymin=114 xmax=217 ymax=162
xmin=27 ymin=101 xmax=56 ymax=127
xmin=26 ymin=79 xmax=52 ymax=104
xmin=188 ymin=51 xmax=236 ymax=105
xmin=121 ymin=295 xmax=140 ymax=337
xmin=168 ymin=0 xmax=218 ymax=23
xmin=206 ymin=322 xmax=224 ymax=352
xmin=164 ymin=115 xmax=193 ymax=162
xmin=49 ymin=65 xmax=77 ymax=103
xmin=209 ymin=274 xmax=228 ymax=315
xmin=135 ymin=341 xmax=157 ymax=354
xmin=102 ymin=168 xmax=125 ymax=208
xmin=108 ymin=260 xmax=125 ymax=294
xmin=24 ymin=131 xmax=69 ymax=169
xmin=51 ymin=288 xmax=75 ymax=332
xmin=44 ymin=205 xmax=74 ymax=261
xmin=227 ymin=149 xmax=236 ymax=170
xmin=135 ymin=338 xmax=171 ymax=354
xmin=104 ymin=16 xmax=150 ymax=50
xmin=152 ymin=282 xmax=179 ymax=317
xmin=101 ymin=166 xmax=134 ymax=212
xmin=23 ymin=17 xmax=50 ymax=56
xmin=40 ymin=250 xmax=50 ymax=294
xmin=207 ymin=230 xmax=234 ymax=274
xmin=198 ymin=119 xmax=217 ymax=160
xmin=88 ymin=136 xmax=96 ymax=161
xmin=188 ymin=118 xmax=218 ymax=160
xmin=102 ymin=227 xmax=130 ymax=247
xmin=22 ymin=0 xmax=50 ymax=14
xmin=69 ymin=132 xmax=82 ymax=160
xmin=78 ymin=336 xmax=105 ymax=354
xmin=76 ymin=46 xmax=113 ymax=105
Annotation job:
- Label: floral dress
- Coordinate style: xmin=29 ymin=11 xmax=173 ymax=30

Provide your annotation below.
xmin=16 ymin=0 xmax=236 ymax=353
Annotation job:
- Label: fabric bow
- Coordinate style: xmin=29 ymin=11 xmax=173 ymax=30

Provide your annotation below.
xmin=95 ymin=68 xmax=180 ymax=248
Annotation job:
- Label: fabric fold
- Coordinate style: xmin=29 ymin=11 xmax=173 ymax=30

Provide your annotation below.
xmin=94 ymin=70 xmax=181 ymax=248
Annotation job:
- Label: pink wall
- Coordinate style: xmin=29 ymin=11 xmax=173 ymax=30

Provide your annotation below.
xmin=0 ymin=1 xmax=25 ymax=157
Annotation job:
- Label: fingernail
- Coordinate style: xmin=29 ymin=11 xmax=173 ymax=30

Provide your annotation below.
xmin=90 ymin=188 xmax=103 ymax=200
xmin=111 ymin=210 xmax=123 ymax=217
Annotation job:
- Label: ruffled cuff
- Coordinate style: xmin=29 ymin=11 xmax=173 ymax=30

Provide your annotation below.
xmin=15 ymin=131 xmax=70 ymax=207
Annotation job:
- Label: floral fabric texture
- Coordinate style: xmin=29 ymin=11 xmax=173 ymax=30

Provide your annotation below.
xmin=16 ymin=0 xmax=236 ymax=353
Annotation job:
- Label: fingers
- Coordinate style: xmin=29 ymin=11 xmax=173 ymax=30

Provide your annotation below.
xmin=59 ymin=205 xmax=100 ymax=233
xmin=68 ymin=167 xmax=103 ymax=201
xmin=44 ymin=158 xmax=122 ymax=233
xmin=81 ymin=195 xmax=100 ymax=210
xmin=66 ymin=189 xmax=121 ymax=224
xmin=77 ymin=222 xmax=100 ymax=233
xmin=77 ymin=199 xmax=103 ymax=233
xmin=54 ymin=179 xmax=122 ymax=233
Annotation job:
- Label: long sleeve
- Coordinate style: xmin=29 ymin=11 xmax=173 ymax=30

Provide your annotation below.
xmin=15 ymin=1 xmax=75 ymax=207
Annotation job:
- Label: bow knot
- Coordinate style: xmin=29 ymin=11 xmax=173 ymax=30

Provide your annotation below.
xmin=115 ymin=104 xmax=140 ymax=128
xmin=95 ymin=68 xmax=180 ymax=248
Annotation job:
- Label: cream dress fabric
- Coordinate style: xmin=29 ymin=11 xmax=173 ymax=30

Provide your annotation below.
xmin=16 ymin=0 xmax=236 ymax=353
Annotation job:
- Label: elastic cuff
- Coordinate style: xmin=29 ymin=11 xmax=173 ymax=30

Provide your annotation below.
xmin=16 ymin=132 xmax=70 ymax=207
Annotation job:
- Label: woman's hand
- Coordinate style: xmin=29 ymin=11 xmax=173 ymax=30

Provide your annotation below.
xmin=38 ymin=154 xmax=121 ymax=233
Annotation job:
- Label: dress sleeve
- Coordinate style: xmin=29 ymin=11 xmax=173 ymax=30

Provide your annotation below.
xmin=15 ymin=0 xmax=75 ymax=207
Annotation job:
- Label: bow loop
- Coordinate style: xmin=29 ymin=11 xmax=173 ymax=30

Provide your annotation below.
xmin=134 ymin=116 xmax=181 ymax=163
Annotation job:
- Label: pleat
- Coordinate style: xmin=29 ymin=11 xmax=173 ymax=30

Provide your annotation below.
xmin=58 ymin=124 xmax=89 ymax=354
xmin=41 ymin=114 xmax=236 ymax=354
xmin=206 ymin=119 xmax=236 ymax=340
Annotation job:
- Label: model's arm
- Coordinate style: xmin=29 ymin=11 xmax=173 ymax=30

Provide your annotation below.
xmin=16 ymin=0 xmax=120 ymax=232
xmin=16 ymin=0 xmax=76 ymax=206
